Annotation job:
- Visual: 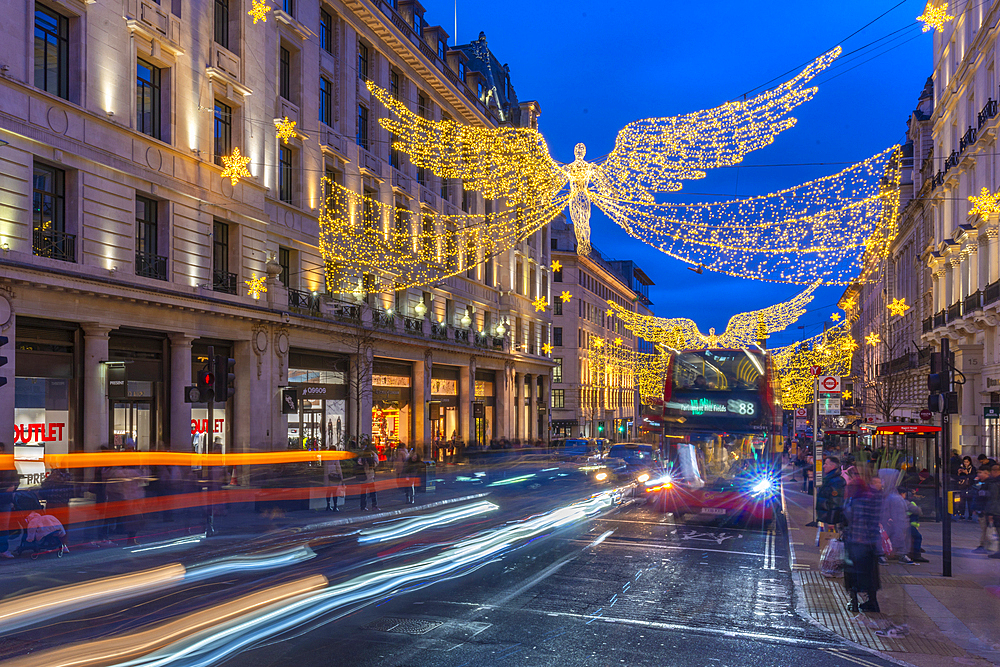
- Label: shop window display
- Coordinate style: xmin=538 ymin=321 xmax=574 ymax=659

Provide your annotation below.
xmin=287 ymin=367 xmax=347 ymax=451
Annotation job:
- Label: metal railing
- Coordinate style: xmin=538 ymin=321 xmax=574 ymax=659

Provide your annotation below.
xmin=373 ymin=310 xmax=395 ymax=329
xmin=430 ymin=322 xmax=448 ymax=340
xmin=455 ymin=328 xmax=470 ymax=344
xmin=474 ymin=332 xmax=490 ymax=348
xmin=33 ymin=229 xmax=76 ymax=263
xmin=964 ymin=290 xmax=983 ymax=314
xmin=404 ymin=316 xmax=424 ymax=336
xmin=933 ymin=310 xmax=946 ymax=328
xmin=492 ymin=337 xmax=504 ymax=350
xmin=945 ymin=150 xmax=960 ymax=170
xmin=331 ymin=301 xmax=360 ymax=323
xmin=932 ymin=171 xmax=945 ymax=188
xmin=960 ymin=127 xmax=978 ymax=152
xmin=135 ymin=251 xmax=167 ymax=280
xmin=212 ymin=270 xmax=238 ymax=295
xmin=946 ymin=301 xmax=963 ymax=322
xmin=922 ymin=316 xmax=933 ymax=333
xmin=986 ymin=279 xmax=1000 ymax=306
xmin=288 ymin=288 xmax=318 ymax=313
xmin=979 ymin=99 xmax=998 ymax=129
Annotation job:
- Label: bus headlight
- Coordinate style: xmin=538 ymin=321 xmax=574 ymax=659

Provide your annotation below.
xmin=595 ymin=472 xmax=608 ymax=481
xmin=751 ymin=478 xmax=774 ymax=495
xmin=637 ymin=473 xmax=650 ymax=483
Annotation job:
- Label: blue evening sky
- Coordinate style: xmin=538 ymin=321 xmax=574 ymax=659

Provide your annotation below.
xmin=423 ymin=0 xmax=932 ymax=348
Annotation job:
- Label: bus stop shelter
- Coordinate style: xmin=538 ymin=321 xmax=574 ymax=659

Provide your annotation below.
xmin=861 ymin=422 xmax=943 ymax=519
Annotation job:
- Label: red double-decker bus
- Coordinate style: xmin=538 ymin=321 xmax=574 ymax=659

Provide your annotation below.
xmin=650 ymin=348 xmax=783 ymax=523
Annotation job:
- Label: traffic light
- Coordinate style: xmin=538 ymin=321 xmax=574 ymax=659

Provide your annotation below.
xmin=598 ymin=422 xmax=605 ymax=435
xmin=0 ymin=334 xmax=8 ymax=388
xmin=927 ymin=343 xmax=958 ymax=414
xmin=214 ymin=355 xmax=235 ymax=402
xmin=197 ymin=366 xmax=215 ymax=403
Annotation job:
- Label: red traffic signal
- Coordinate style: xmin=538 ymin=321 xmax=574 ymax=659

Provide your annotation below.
xmin=197 ymin=370 xmax=215 ymax=388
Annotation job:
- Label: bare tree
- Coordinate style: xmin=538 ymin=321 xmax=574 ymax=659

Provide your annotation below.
xmin=327 ymin=297 xmax=378 ymax=449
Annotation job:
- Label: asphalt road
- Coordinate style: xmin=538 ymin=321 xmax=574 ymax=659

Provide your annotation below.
xmin=215 ymin=497 xmax=898 ymax=667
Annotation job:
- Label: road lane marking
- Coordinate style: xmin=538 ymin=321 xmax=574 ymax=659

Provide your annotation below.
xmin=570 ymin=539 xmax=786 ymax=559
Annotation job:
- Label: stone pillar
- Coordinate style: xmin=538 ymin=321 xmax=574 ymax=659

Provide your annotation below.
xmin=526 ymin=373 xmax=535 ymax=441
xmin=495 ymin=364 xmax=509 ymax=440
xmin=0 ymin=306 xmax=14 ymax=451
xmin=168 ymin=333 xmax=195 ymax=452
xmin=539 ymin=374 xmax=549 ymax=444
xmin=459 ymin=356 xmax=474 ymax=445
xmin=82 ymin=324 xmax=114 ymax=452
xmin=517 ymin=372 xmax=526 ymax=440
xmin=413 ymin=350 xmax=432 ymax=456
xmin=956 ymin=342 xmax=984 ymax=455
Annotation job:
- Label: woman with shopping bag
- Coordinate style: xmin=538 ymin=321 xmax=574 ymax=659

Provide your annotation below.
xmin=843 ymin=475 xmax=883 ymax=613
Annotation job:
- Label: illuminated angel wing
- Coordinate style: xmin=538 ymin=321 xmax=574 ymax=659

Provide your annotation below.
xmin=596 ymin=47 xmax=840 ymax=202
xmin=368 ymin=82 xmax=567 ymax=207
xmin=716 ymin=281 xmax=820 ymax=348
xmin=603 ymin=304 xmax=705 ymax=349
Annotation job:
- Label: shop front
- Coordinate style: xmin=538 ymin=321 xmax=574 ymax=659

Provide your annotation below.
xmin=287 ymin=350 xmax=348 ymax=451
xmin=431 ymin=366 xmax=460 ymax=449
xmin=372 ymin=359 xmax=413 ymax=457
xmin=474 ymin=370 xmax=495 ymax=447
xmin=190 ymin=341 xmax=232 ymax=454
xmin=108 ymin=330 xmax=166 ymax=451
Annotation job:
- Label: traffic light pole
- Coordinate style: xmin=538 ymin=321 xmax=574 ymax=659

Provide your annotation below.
xmin=941 ymin=338 xmax=952 ymax=578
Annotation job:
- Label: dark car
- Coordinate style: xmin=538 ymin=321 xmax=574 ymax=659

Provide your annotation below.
xmin=552 ymin=438 xmax=595 ymax=461
xmin=604 ymin=443 xmax=664 ymax=491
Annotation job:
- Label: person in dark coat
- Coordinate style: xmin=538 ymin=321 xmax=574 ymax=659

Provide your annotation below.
xmin=401 ymin=450 xmax=423 ymax=504
xmin=843 ymin=476 xmax=883 ymax=613
xmin=816 ymin=456 xmax=846 ymax=527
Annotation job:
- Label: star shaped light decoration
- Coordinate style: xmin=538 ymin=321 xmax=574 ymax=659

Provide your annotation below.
xmin=248 ymin=0 xmax=271 ymax=23
xmin=606 ymin=308 xmax=614 ymax=317
xmin=245 ymin=272 xmax=267 ymax=300
xmin=551 ymin=260 xmax=562 ymax=273
xmin=532 ymin=296 xmax=548 ymax=312
xmin=592 ymin=337 xmax=604 ymax=349
xmin=917 ymin=2 xmax=954 ymax=32
xmin=614 ymin=337 xmax=623 ymax=346
xmin=841 ymin=297 xmax=856 ymax=311
xmin=842 ymin=337 xmax=859 ymax=352
xmin=560 ymin=290 xmax=573 ymax=303
xmin=865 ymin=332 xmax=881 ymax=347
xmin=968 ymin=187 xmax=1000 ymax=221
xmin=843 ymin=389 xmax=852 ymax=400
xmin=220 ymin=148 xmax=252 ymax=186
xmin=542 ymin=343 xmax=553 ymax=355
xmin=830 ymin=313 xmax=841 ymax=322
xmin=887 ymin=297 xmax=910 ymax=317
xmin=274 ymin=116 xmax=297 ymax=144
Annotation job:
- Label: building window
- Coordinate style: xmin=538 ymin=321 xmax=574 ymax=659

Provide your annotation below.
xmin=278 ymin=246 xmax=291 ymax=286
xmin=135 ymin=195 xmax=166 ymax=280
xmin=458 ymin=62 xmax=465 ymax=81
xmin=477 ymin=81 xmax=484 ymax=99
xmin=282 ymin=0 xmax=294 ymax=16
xmin=279 ymin=145 xmax=293 ymax=204
xmin=554 ymin=299 xmax=563 ymax=316
xmin=357 ymin=42 xmax=369 ymax=82
xmin=34 ymin=4 xmax=69 ymax=100
xmin=552 ymin=389 xmax=565 ymax=409
xmin=320 ymin=8 xmax=332 ymax=53
xmin=214 ymin=101 xmax=232 ymax=166
xmin=213 ymin=220 xmax=236 ymax=293
xmin=32 ymin=162 xmax=73 ymax=262
xmin=412 ymin=11 xmax=421 ymax=33
xmin=389 ymin=132 xmax=400 ymax=168
xmin=356 ymin=104 xmax=369 ymax=150
xmin=390 ymin=70 xmax=400 ymax=100
xmin=279 ymin=47 xmax=291 ymax=100
xmin=554 ymin=266 xmax=562 ymax=282
xmin=319 ymin=77 xmax=332 ymax=126
xmin=437 ymin=40 xmax=445 ymax=60
xmin=553 ymin=358 xmax=563 ymax=383
xmin=553 ymin=327 xmax=562 ymax=346
xmin=136 ymin=59 xmax=161 ymax=140
xmin=214 ymin=0 xmax=229 ymax=49
xmin=417 ymin=93 xmax=428 ymax=118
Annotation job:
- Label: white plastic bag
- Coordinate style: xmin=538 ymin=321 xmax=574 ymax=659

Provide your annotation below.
xmin=821 ymin=538 xmax=845 ymax=577
xmin=987 ymin=525 xmax=999 ymax=553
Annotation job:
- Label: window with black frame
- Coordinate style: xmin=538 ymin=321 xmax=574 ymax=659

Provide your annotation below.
xmin=135 ymin=196 xmax=166 ymax=280
xmin=32 ymin=162 xmax=72 ymax=262
xmin=214 ymin=0 xmax=229 ymax=49
xmin=278 ymin=246 xmax=291 ymax=287
xmin=319 ymin=77 xmax=332 ymax=126
xmin=34 ymin=4 xmax=69 ymax=100
xmin=279 ymin=146 xmax=293 ymax=204
xmin=213 ymin=220 xmax=236 ymax=293
xmin=356 ymin=104 xmax=368 ymax=149
xmin=357 ymin=42 xmax=369 ymax=82
xmin=214 ymin=101 xmax=232 ymax=166
xmin=320 ymin=9 xmax=332 ymax=53
xmin=136 ymin=60 xmax=161 ymax=140
xmin=279 ymin=47 xmax=291 ymax=100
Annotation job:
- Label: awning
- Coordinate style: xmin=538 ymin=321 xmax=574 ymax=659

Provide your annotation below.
xmin=861 ymin=423 xmax=941 ymax=434
xmin=823 ymin=430 xmax=859 ymax=436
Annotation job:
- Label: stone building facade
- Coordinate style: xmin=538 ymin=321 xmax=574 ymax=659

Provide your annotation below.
xmin=0 ymin=0 xmax=553 ymax=461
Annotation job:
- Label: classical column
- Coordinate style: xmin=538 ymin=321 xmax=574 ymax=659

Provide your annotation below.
xmin=538 ymin=374 xmax=549 ymax=444
xmin=495 ymin=364 xmax=510 ymax=440
xmin=168 ymin=333 xmax=195 ymax=452
xmin=0 ymin=307 xmax=13 ymax=451
xmin=413 ymin=350 xmax=432 ymax=455
xmin=459 ymin=357 xmax=474 ymax=445
xmin=525 ymin=373 xmax=535 ymax=441
xmin=517 ymin=372 xmax=527 ymax=440
xmin=82 ymin=324 xmax=115 ymax=452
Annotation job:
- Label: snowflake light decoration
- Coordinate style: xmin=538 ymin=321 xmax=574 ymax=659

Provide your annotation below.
xmin=968 ymin=187 xmax=1000 ymax=221
xmin=830 ymin=313 xmax=841 ymax=322
xmin=592 ymin=337 xmax=604 ymax=349
xmin=614 ymin=337 xmax=623 ymax=346
xmin=542 ymin=343 xmax=553 ymax=355
xmin=843 ymin=389 xmax=852 ymax=400
xmin=248 ymin=0 xmax=271 ymax=23
xmin=841 ymin=297 xmax=856 ymax=311
xmin=865 ymin=332 xmax=881 ymax=347
xmin=274 ymin=116 xmax=297 ymax=144
xmin=887 ymin=298 xmax=910 ymax=317
xmin=532 ymin=296 xmax=548 ymax=312
xmin=246 ymin=272 xmax=267 ymax=300
xmin=551 ymin=260 xmax=562 ymax=272
xmin=917 ymin=2 xmax=954 ymax=32
xmin=560 ymin=291 xmax=573 ymax=303
xmin=220 ymin=148 xmax=252 ymax=186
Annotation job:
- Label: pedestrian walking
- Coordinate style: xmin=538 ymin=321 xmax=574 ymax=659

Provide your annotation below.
xmin=0 ymin=451 xmax=17 ymax=559
xmin=843 ymin=475 xmax=883 ymax=613
xmin=899 ymin=488 xmax=928 ymax=563
xmin=359 ymin=445 xmax=380 ymax=512
xmin=816 ymin=456 xmax=846 ymax=528
xmin=956 ymin=456 xmax=975 ymax=520
xmin=986 ymin=463 xmax=1000 ymax=559
xmin=881 ymin=481 xmax=911 ymax=562
xmin=402 ymin=449 xmax=423 ymax=504
xmin=393 ymin=442 xmax=410 ymax=502
xmin=325 ymin=452 xmax=344 ymax=512
xmin=972 ymin=467 xmax=993 ymax=554
xmin=106 ymin=461 xmax=147 ymax=547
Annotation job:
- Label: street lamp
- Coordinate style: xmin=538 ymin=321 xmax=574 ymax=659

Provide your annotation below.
xmin=495 ymin=320 xmax=506 ymax=336
xmin=461 ymin=311 xmax=472 ymax=328
xmin=414 ymin=298 xmax=427 ymax=318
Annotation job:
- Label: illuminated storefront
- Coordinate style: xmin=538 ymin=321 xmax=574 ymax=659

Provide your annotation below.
xmin=190 ymin=341 xmax=232 ymax=454
xmin=431 ymin=366 xmax=460 ymax=446
xmin=372 ymin=359 xmax=413 ymax=455
xmin=474 ymin=370 xmax=495 ymax=447
xmin=286 ymin=351 xmax=348 ymax=451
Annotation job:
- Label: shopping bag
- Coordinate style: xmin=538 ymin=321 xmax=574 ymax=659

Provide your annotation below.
xmin=879 ymin=523 xmax=893 ymax=557
xmin=335 ymin=483 xmax=347 ymax=499
xmin=987 ymin=525 xmax=1000 ymax=553
xmin=820 ymin=538 xmax=845 ymax=577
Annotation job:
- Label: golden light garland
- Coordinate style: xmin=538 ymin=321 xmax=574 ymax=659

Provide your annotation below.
xmin=246 ymin=273 xmax=267 ymax=300
xmin=917 ymin=2 xmax=954 ymax=32
xmin=968 ymin=187 xmax=1000 ymax=222
xmin=220 ymin=148 xmax=252 ymax=186
xmin=560 ymin=291 xmax=573 ymax=303
xmin=771 ymin=320 xmax=854 ymax=407
xmin=274 ymin=117 xmax=297 ymax=144
xmin=887 ymin=298 xmax=910 ymax=317
xmin=318 ymin=179 xmax=566 ymax=292
xmin=533 ymin=296 xmax=549 ymax=312
xmin=587 ymin=337 xmax=669 ymax=405
xmin=607 ymin=281 xmax=819 ymax=349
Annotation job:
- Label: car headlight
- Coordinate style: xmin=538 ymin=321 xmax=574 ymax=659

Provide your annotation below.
xmin=637 ymin=473 xmax=650 ymax=483
xmin=595 ymin=472 xmax=608 ymax=481
xmin=751 ymin=478 xmax=773 ymax=494
xmin=645 ymin=475 xmax=672 ymax=488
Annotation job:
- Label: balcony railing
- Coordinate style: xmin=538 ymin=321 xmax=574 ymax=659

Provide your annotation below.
xmin=373 ymin=310 xmax=396 ymax=329
xmin=960 ymin=127 xmax=978 ymax=152
xmin=288 ymin=288 xmax=318 ymax=314
xmin=922 ymin=316 xmax=933 ymax=333
xmin=979 ymin=99 xmax=998 ymax=129
xmin=430 ymin=322 xmax=448 ymax=340
xmin=33 ymin=229 xmax=76 ymax=263
xmin=404 ymin=316 xmax=424 ymax=336
xmin=331 ymin=301 xmax=360 ymax=323
xmin=945 ymin=150 xmax=960 ymax=170
xmin=474 ymin=332 xmax=490 ymax=348
xmin=492 ymin=337 xmax=504 ymax=350
xmin=987 ymin=279 xmax=1000 ymax=306
xmin=135 ymin=251 xmax=167 ymax=281
xmin=933 ymin=310 xmax=946 ymax=328
xmin=455 ymin=328 xmax=470 ymax=344
xmin=212 ymin=269 xmax=238 ymax=295
xmin=946 ymin=301 xmax=963 ymax=322
xmin=964 ymin=290 xmax=983 ymax=314
xmin=932 ymin=171 xmax=945 ymax=188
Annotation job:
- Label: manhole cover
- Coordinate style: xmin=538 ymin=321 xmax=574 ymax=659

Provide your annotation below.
xmin=364 ymin=617 xmax=444 ymax=635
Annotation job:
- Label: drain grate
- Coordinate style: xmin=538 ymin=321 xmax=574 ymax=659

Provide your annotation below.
xmin=364 ymin=617 xmax=444 ymax=635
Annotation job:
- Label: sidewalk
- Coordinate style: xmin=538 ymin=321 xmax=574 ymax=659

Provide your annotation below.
xmin=782 ymin=469 xmax=1000 ymax=667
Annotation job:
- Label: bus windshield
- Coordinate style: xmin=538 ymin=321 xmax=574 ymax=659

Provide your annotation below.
xmin=672 ymin=349 xmax=763 ymax=392
xmin=669 ymin=433 xmax=770 ymax=489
